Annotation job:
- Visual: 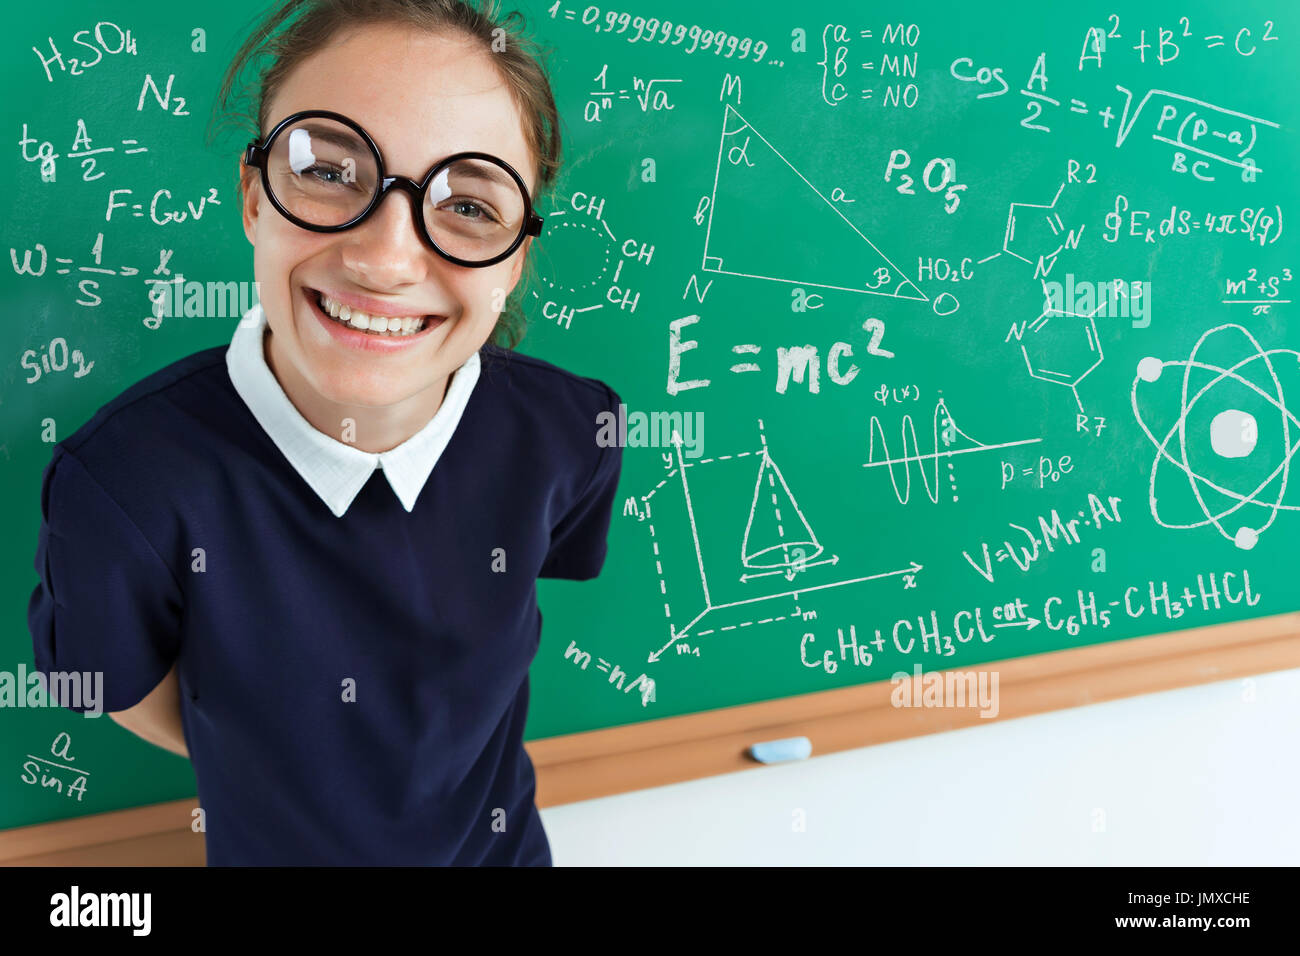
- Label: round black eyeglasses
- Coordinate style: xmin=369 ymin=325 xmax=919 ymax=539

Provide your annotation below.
xmin=243 ymin=109 xmax=544 ymax=268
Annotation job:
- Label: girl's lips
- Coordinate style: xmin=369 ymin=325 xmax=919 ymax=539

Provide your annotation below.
xmin=302 ymin=286 xmax=446 ymax=353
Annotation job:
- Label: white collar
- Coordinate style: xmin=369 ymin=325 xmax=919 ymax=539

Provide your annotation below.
xmin=226 ymin=303 xmax=480 ymax=517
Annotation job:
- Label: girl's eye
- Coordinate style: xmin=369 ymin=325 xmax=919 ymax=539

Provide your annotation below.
xmin=303 ymin=164 xmax=348 ymax=186
xmin=447 ymin=199 xmax=500 ymax=224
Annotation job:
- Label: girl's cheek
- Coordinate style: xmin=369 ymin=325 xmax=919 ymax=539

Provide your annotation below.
xmin=489 ymin=269 xmax=516 ymax=315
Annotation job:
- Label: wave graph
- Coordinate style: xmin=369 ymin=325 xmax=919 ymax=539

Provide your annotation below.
xmin=863 ymin=398 xmax=1041 ymax=504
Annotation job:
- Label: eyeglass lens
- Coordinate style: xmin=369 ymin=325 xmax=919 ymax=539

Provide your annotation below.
xmin=265 ymin=116 xmax=527 ymax=262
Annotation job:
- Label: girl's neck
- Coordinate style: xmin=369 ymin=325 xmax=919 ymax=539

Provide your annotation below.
xmin=263 ymin=328 xmax=449 ymax=454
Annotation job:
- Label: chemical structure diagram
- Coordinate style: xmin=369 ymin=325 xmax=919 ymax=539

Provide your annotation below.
xmin=1001 ymin=182 xmax=1079 ymax=277
xmin=525 ymin=190 xmax=654 ymax=332
xmin=977 ymin=180 xmax=1106 ymax=413
xmin=1007 ymin=300 xmax=1105 ymax=413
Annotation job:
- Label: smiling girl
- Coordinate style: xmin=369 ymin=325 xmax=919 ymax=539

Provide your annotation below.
xmin=27 ymin=0 xmax=622 ymax=866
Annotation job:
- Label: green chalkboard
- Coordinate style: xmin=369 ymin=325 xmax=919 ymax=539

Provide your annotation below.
xmin=3 ymin=0 xmax=1297 ymax=831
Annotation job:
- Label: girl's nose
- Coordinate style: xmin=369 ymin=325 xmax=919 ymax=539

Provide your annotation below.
xmin=338 ymin=187 xmax=432 ymax=289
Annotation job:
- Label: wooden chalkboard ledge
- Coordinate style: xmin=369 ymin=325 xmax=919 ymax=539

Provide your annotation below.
xmin=0 ymin=798 xmax=203 ymax=866
xmin=4 ymin=610 xmax=1298 ymax=865
xmin=528 ymin=610 xmax=1300 ymax=804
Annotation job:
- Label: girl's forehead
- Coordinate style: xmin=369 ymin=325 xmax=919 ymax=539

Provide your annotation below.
xmin=268 ymin=25 xmax=534 ymax=187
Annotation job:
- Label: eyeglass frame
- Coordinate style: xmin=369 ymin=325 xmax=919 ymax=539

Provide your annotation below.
xmin=242 ymin=109 xmax=544 ymax=268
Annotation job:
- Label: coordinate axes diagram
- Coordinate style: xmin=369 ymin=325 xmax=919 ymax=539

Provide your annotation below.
xmin=701 ymin=104 xmax=959 ymax=316
xmin=636 ymin=420 xmax=923 ymax=662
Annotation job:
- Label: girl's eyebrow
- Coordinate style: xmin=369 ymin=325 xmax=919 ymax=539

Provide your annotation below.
xmin=288 ymin=125 xmax=367 ymax=152
xmin=444 ymin=161 xmax=515 ymax=187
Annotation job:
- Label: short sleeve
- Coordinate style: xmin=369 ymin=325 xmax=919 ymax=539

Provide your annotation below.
xmin=539 ymin=385 xmax=624 ymax=581
xmin=27 ymin=447 xmax=183 ymax=714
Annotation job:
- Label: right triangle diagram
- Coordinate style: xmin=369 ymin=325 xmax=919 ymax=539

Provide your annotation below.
xmin=703 ymin=103 xmax=927 ymax=301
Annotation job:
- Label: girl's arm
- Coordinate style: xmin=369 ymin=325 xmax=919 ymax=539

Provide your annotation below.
xmin=108 ymin=662 xmax=190 ymax=759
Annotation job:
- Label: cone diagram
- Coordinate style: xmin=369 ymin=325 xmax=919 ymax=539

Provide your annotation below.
xmin=741 ymin=451 xmax=823 ymax=570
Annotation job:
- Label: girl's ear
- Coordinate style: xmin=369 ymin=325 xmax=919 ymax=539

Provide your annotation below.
xmin=239 ymin=161 xmax=261 ymax=245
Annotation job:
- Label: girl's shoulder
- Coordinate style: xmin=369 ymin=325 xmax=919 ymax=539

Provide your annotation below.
xmin=477 ymin=342 xmax=621 ymax=422
xmin=478 ymin=342 xmax=614 ymax=399
xmin=474 ymin=343 xmax=622 ymax=503
xmin=59 ymin=345 xmax=230 ymax=464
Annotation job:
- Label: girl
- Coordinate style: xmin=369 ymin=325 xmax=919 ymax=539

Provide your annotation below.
xmin=27 ymin=0 xmax=622 ymax=866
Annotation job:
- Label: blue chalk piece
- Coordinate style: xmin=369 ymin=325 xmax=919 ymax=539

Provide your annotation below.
xmin=748 ymin=736 xmax=812 ymax=764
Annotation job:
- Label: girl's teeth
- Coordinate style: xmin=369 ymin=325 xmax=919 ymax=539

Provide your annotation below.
xmin=317 ymin=292 xmax=427 ymax=336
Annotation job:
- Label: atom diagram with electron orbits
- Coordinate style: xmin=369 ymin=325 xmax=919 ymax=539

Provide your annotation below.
xmin=1132 ymin=323 xmax=1300 ymax=551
